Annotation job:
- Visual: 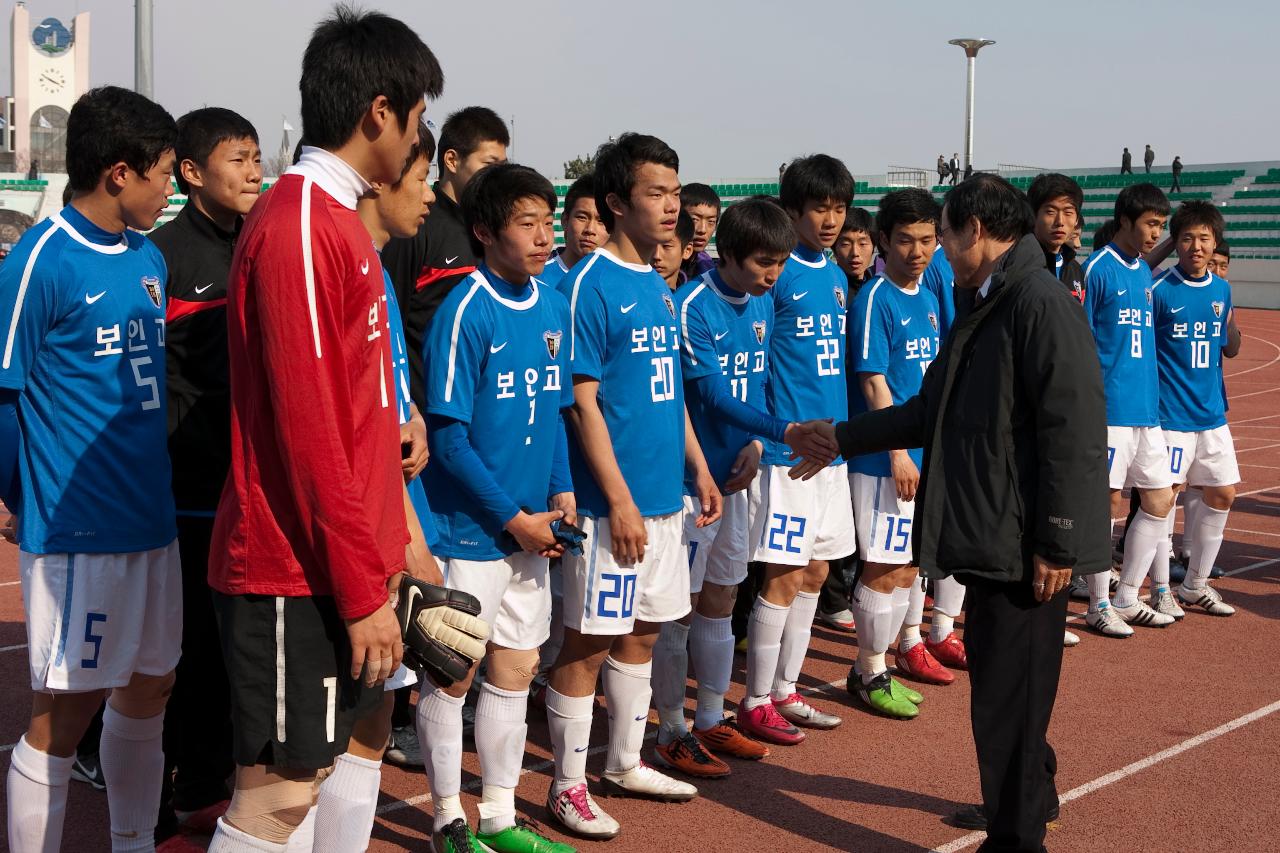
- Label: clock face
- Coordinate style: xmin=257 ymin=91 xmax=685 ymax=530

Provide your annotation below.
xmin=37 ymin=68 xmax=65 ymax=95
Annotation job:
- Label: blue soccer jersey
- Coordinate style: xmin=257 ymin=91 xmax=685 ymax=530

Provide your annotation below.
xmin=1083 ymin=244 xmax=1160 ymax=427
xmin=677 ymin=268 xmax=774 ymax=488
xmin=0 ymin=206 xmax=176 ymax=554
xmin=920 ymin=244 xmax=955 ymax=339
xmin=561 ymin=248 xmax=686 ymax=518
xmin=1151 ymin=265 xmax=1232 ymax=432
xmin=848 ymin=274 xmax=941 ymax=477
xmin=540 ymin=251 xmax=571 ymax=291
xmin=763 ymin=244 xmax=848 ymax=466
xmin=424 ymin=267 xmax=573 ymax=560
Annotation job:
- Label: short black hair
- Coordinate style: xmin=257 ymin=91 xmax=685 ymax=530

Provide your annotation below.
xmin=681 ymin=182 xmax=721 ymax=212
xmin=393 ymin=121 xmax=436 ymax=187
xmin=943 ymin=173 xmax=1033 ymax=242
xmin=1169 ymin=200 xmax=1225 ymax=246
xmin=1093 ymin=220 xmax=1118 ymax=251
xmin=173 ymin=107 xmax=259 ymax=194
xmin=1114 ymin=182 xmax=1171 ymax=224
xmin=66 ymin=85 xmax=177 ymax=192
xmin=1027 ymin=173 xmax=1083 ymax=217
xmin=563 ymin=174 xmax=596 ymax=217
xmin=779 ymin=154 xmax=854 ymax=215
xmin=840 ymin=207 xmax=876 ymax=238
xmin=593 ymin=132 xmax=679 ymax=231
xmin=1214 ymin=239 xmax=1231 ymax=259
xmin=300 ymin=5 xmax=443 ymax=151
xmin=715 ymin=196 xmax=795 ymax=267
xmin=438 ymin=106 xmax=509 ymax=173
xmin=876 ymin=188 xmax=940 ymax=243
xmin=674 ymin=210 xmax=694 ymax=248
xmin=460 ymin=162 xmax=557 ymax=258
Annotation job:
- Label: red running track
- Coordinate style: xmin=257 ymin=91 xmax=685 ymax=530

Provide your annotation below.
xmin=1 ymin=308 xmax=1278 ymax=852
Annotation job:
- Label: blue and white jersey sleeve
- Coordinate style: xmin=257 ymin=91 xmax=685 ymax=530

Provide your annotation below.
xmin=920 ymin=247 xmax=955 ymax=338
xmin=0 ymin=221 xmax=60 ymax=390
xmin=567 ymin=269 xmax=608 ymax=382
xmin=424 ymin=283 xmax=491 ymax=425
xmin=678 ymin=285 xmax=721 ymax=383
xmin=852 ymin=277 xmax=893 ymax=378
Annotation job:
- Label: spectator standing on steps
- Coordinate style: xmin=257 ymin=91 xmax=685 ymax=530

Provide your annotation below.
xmin=937 ymin=155 xmax=948 ymax=185
xmin=1121 ymin=147 xmax=1133 ymax=174
xmin=1171 ymin=156 xmax=1183 ymax=193
xmin=1144 ymin=144 xmax=1155 ymax=173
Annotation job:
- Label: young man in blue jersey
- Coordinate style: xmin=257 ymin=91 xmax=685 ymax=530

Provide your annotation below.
xmin=1081 ymin=183 xmax=1177 ymax=637
xmin=1150 ymin=201 xmax=1238 ymax=617
xmin=547 ymin=133 xmax=721 ymax=839
xmin=651 ymin=198 xmax=838 ymax=778
xmin=1027 ymin=173 xmax=1085 ymax=303
xmin=832 ymin=208 xmax=877 ymax=297
xmin=419 ymin=162 xmax=577 ymax=853
xmin=738 ymin=154 xmax=854 ymax=745
xmin=920 ymin=238 xmax=956 ymax=339
xmin=847 ymin=189 xmax=948 ymax=717
xmin=651 ymin=209 xmax=695 ymax=290
xmin=541 ymin=174 xmax=607 ymax=292
xmin=1 ymin=85 xmax=181 ymax=853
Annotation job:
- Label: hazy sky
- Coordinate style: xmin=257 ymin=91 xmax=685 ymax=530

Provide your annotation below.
xmin=5 ymin=0 xmax=1277 ymax=179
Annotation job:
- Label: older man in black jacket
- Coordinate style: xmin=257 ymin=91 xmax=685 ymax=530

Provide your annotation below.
xmin=795 ymin=174 xmax=1110 ymax=851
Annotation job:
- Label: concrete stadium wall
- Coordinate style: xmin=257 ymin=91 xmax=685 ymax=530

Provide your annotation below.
xmin=1227 ymin=259 xmax=1280 ymax=310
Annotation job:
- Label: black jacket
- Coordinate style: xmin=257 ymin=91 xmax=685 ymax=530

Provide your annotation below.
xmin=381 ymin=186 xmax=478 ymax=409
xmin=150 ymin=204 xmax=240 ymax=513
xmin=834 ymin=235 xmax=1111 ymax=583
xmin=1045 ymin=242 xmax=1085 ymax=305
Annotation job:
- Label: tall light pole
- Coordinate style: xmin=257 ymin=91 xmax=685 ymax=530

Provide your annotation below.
xmin=948 ymin=38 xmax=995 ymax=173
xmin=135 ymin=0 xmax=154 ymax=98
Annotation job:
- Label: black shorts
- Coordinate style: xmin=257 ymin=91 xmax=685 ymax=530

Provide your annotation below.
xmin=212 ymin=592 xmax=384 ymax=770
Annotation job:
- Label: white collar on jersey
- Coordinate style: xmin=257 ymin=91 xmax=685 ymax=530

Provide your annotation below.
xmin=978 ymin=274 xmax=994 ymax=299
xmin=287 ymin=146 xmax=372 ymax=210
xmin=705 ymin=269 xmax=749 ymax=305
xmin=788 ymin=249 xmax=828 ymax=269
xmin=1167 ymin=265 xmax=1213 ymax=288
xmin=594 ymin=246 xmax=653 ymax=273
xmin=471 ymin=267 xmax=540 ymax=310
xmin=49 ymin=211 xmax=128 ymax=255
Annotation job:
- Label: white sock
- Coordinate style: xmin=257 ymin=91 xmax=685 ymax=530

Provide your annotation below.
xmin=650 ymin=621 xmax=690 ymax=745
xmin=416 ymin=687 xmax=465 ymax=832
xmin=6 ymin=735 xmax=73 ymax=853
xmin=1184 ymin=505 xmax=1229 ymax=590
xmin=1150 ymin=512 xmax=1175 ymax=590
xmin=284 ymin=806 xmax=316 ymax=852
xmin=1182 ymin=489 xmax=1205 ymax=560
xmin=852 ymin=582 xmax=895 ymax=682
xmin=545 ymin=686 xmax=595 ymax=793
xmin=743 ymin=596 xmax=789 ymax=709
xmin=208 ymin=817 xmax=289 ymax=852
xmin=1093 ymin=519 xmax=1116 ymax=609
xmin=100 ymin=705 xmax=164 ymax=852
xmin=602 ymin=656 xmax=651 ymax=774
xmin=772 ymin=590 xmax=820 ymax=700
xmin=930 ymin=575 xmax=965 ymax=643
xmin=689 ymin=613 xmax=733 ymax=732
xmin=474 ymin=682 xmax=528 ymax=834
xmin=312 ymin=752 xmax=381 ymax=853
xmin=898 ymin=577 xmax=925 ymax=651
xmin=1117 ymin=509 xmax=1167 ymax=607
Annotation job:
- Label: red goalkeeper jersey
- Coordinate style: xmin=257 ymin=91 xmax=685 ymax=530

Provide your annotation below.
xmin=209 ymin=147 xmax=407 ymax=620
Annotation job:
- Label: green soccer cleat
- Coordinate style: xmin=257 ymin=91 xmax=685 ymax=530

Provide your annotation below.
xmin=848 ymin=671 xmax=919 ymax=719
xmin=432 ymin=818 xmax=488 ymax=853
xmin=893 ymin=678 xmax=924 ymax=705
xmin=476 ymin=817 xmax=577 ymax=853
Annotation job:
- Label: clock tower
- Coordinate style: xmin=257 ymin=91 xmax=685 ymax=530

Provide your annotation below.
xmin=5 ymin=3 xmax=90 ymax=172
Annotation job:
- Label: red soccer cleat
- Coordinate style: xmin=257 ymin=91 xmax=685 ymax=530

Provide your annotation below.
xmin=925 ymin=631 xmax=968 ymax=670
xmin=737 ymin=701 xmax=805 ymax=746
xmin=896 ymin=642 xmax=955 ymax=685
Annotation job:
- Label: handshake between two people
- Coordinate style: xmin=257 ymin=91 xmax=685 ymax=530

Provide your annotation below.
xmin=784 ymin=419 xmax=841 ymax=480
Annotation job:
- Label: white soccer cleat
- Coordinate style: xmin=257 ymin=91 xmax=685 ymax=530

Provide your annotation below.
xmin=1176 ymin=584 xmax=1236 ymax=617
xmin=546 ymin=782 xmax=620 ymax=839
xmin=1085 ymin=604 xmax=1134 ymax=638
xmin=600 ymin=761 xmax=697 ymax=802
xmin=1068 ymin=576 xmax=1090 ymax=600
xmin=1113 ymin=599 xmax=1176 ymax=628
xmin=1150 ymin=588 xmax=1186 ymax=621
xmin=1063 ymin=629 xmax=1080 ymax=647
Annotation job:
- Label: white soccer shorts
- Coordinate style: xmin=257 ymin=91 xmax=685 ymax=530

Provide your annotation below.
xmin=22 ymin=540 xmax=182 ymax=693
xmin=749 ymin=463 xmax=856 ymax=566
xmin=1164 ymin=425 xmax=1241 ymax=488
xmin=683 ymin=490 xmax=750 ymax=594
xmin=562 ymin=510 xmax=689 ymax=635
xmin=1107 ymin=425 xmax=1173 ymax=490
xmin=850 ymin=472 xmax=917 ymax=565
xmin=441 ymin=551 xmax=552 ymax=651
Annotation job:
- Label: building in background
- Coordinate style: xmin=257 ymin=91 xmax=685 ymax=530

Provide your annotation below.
xmin=3 ymin=2 xmax=91 ymax=173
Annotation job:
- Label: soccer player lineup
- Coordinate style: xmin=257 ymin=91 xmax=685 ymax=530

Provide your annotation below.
xmin=0 ymin=6 xmax=1270 ymax=853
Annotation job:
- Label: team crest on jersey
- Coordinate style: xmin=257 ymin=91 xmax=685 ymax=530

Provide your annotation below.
xmin=753 ymin=320 xmax=767 ymax=344
xmin=834 ymin=287 xmax=846 ymax=310
xmin=663 ymin=293 xmax=676 ymax=318
xmin=1145 ymin=288 xmax=1153 ymax=305
xmin=140 ymin=276 xmax=162 ymax=309
xmin=543 ymin=330 xmax=563 ymax=359
xmin=1212 ymin=301 xmax=1224 ymax=318
xmin=928 ymin=312 xmax=939 ymax=332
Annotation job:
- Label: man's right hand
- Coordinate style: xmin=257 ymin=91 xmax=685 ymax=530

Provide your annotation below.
xmin=1 ymin=512 xmax=16 ymax=546
xmin=609 ymin=500 xmax=647 ymax=565
xmin=784 ymin=420 xmax=839 ymax=468
xmin=505 ymin=509 xmax=565 ymax=555
xmin=890 ymin=450 xmax=920 ymax=501
xmin=345 ymin=600 xmax=403 ymax=687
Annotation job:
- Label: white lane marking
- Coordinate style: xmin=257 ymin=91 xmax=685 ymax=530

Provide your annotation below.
xmin=0 ymin=643 xmax=27 ymax=653
xmin=1225 ymin=334 xmax=1280 ymax=379
xmin=931 ymin=697 xmax=1280 ymax=853
xmin=1225 ymin=557 xmax=1280 ymax=577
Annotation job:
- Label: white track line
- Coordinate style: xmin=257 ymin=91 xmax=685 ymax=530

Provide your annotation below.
xmin=1224 ymin=334 xmax=1280 ymax=379
xmin=0 ymin=580 xmax=19 ymax=588
xmin=1224 ymin=557 xmax=1280 ymax=577
xmin=931 ymin=697 xmax=1280 ymax=853
xmin=1234 ymin=442 xmax=1280 ymax=455
xmin=1232 ymin=413 xmax=1280 ymax=425
xmin=1229 ymin=385 xmax=1280 ymax=401
xmin=0 ymin=642 xmax=26 ymax=653
xmin=1227 ymin=527 xmax=1280 ymax=538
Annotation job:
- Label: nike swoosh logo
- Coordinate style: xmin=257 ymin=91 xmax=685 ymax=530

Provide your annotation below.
xmin=791 ymin=291 xmax=808 ymax=301
xmin=490 ymin=342 xmax=508 ymax=354
xmin=194 ymin=283 xmax=214 ymax=295
xmin=1116 ymin=290 xmax=1127 ymax=296
xmin=1170 ymin=306 xmax=1185 ymax=313
xmin=360 ymin=259 xmax=370 ymax=275
xmin=620 ymin=303 xmax=637 ymax=314
xmin=574 ymin=746 xmax=588 ymax=753
xmin=714 ymin=331 xmax=729 ymax=340
xmin=634 ymin=714 xmax=646 ymax=721
xmin=445 ymin=255 xmax=459 ymax=265
xmin=85 ymin=291 xmax=106 ymax=304
xmin=900 ymin=317 xmax=912 ymax=326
